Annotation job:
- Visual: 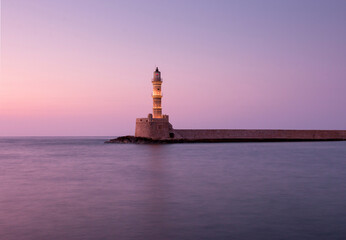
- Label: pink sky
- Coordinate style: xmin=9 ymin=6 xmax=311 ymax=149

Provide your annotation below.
xmin=1 ymin=0 xmax=346 ymax=136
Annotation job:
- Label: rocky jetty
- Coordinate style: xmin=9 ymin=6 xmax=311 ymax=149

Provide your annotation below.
xmin=105 ymin=136 xmax=158 ymax=144
xmin=105 ymin=135 xmax=346 ymax=144
xmin=105 ymin=136 xmax=189 ymax=144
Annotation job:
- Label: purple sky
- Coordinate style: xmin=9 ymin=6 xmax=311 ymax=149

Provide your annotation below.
xmin=1 ymin=0 xmax=346 ymax=136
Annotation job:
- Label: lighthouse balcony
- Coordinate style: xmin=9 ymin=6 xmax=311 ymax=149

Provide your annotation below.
xmin=152 ymin=80 xmax=162 ymax=84
xmin=152 ymin=94 xmax=162 ymax=98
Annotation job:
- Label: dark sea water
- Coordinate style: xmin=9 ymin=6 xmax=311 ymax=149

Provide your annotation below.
xmin=0 ymin=137 xmax=345 ymax=240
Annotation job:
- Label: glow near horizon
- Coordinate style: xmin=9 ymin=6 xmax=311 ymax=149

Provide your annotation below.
xmin=1 ymin=0 xmax=346 ymax=136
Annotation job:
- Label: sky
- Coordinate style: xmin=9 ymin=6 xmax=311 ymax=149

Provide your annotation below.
xmin=1 ymin=0 xmax=346 ymax=136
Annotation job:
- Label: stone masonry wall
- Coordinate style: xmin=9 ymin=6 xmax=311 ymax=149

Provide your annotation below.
xmin=172 ymin=129 xmax=346 ymax=140
xmin=135 ymin=116 xmax=346 ymax=141
xmin=135 ymin=118 xmax=173 ymax=139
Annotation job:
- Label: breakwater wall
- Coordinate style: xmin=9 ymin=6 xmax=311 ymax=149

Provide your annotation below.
xmin=134 ymin=116 xmax=346 ymax=141
xmin=172 ymin=129 xmax=346 ymax=141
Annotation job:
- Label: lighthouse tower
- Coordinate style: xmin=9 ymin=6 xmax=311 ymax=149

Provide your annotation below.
xmin=135 ymin=67 xmax=174 ymax=139
xmin=152 ymin=67 xmax=163 ymax=118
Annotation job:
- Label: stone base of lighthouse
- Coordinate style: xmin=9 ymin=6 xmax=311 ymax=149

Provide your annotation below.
xmin=135 ymin=114 xmax=174 ymax=140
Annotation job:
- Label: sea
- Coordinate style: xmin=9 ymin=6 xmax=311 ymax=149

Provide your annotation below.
xmin=0 ymin=137 xmax=345 ymax=240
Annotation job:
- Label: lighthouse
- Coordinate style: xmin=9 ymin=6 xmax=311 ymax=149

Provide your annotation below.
xmin=135 ymin=67 xmax=174 ymax=139
xmin=152 ymin=67 xmax=163 ymax=118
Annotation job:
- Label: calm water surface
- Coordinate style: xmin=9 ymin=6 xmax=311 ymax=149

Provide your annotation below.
xmin=0 ymin=137 xmax=345 ymax=240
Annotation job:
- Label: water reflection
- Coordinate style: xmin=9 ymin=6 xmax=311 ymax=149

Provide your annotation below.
xmin=142 ymin=145 xmax=170 ymax=239
xmin=0 ymin=138 xmax=345 ymax=240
